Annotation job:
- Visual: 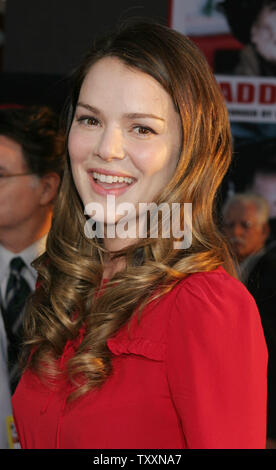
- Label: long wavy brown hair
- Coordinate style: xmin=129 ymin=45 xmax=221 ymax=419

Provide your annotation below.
xmin=22 ymin=21 xmax=235 ymax=399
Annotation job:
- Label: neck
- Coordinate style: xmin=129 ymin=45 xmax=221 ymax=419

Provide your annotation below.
xmin=102 ymin=212 xmax=148 ymax=252
xmin=102 ymin=225 xmax=141 ymax=280
xmin=102 ymin=236 xmax=134 ymax=280
xmin=101 ymin=213 xmax=150 ymax=278
xmin=102 ymin=255 xmax=127 ymax=280
xmin=0 ymin=210 xmax=52 ymax=253
xmin=103 ymin=236 xmax=138 ymax=252
xmin=238 ymin=246 xmax=265 ymax=264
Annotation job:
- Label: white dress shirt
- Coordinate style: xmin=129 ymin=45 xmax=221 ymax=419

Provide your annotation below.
xmin=0 ymin=313 xmax=12 ymax=449
xmin=0 ymin=235 xmax=47 ymax=308
xmin=0 ymin=235 xmax=47 ymax=449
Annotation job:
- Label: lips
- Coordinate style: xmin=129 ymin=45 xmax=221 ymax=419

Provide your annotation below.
xmin=230 ymin=237 xmax=245 ymax=246
xmin=88 ymin=168 xmax=136 ymax=196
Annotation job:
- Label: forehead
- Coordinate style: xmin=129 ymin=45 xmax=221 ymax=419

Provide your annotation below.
xmin=79 ymin=56 xmax=173 ymax=115
xmin=256 ymin=6 xmax=276 ymax=26
xmin=253 ymin=172 xmax=276 ymax=187
xmin=0 ymin=135 xmax=25 ymax=170
xmin=225 ymin=202 xmax=258 ymax=221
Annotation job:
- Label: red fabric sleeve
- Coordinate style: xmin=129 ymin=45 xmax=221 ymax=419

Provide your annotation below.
xmin=166 ymin=274 xmax=268 ymax=449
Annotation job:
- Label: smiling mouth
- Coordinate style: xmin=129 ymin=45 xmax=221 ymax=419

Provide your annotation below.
xmin=88 ymin=170 xmax=136 ymax=195
xmin=91 ymin=171 xmax=134 ymax=185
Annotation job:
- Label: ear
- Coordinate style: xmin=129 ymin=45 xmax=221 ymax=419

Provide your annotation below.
xmin=39 ymin=173 xmax=61 ymax=206
xmin=262 ymin=222 xmax=270 ymax=242
xmin=251 ymin=23 xmax=260 ymax=46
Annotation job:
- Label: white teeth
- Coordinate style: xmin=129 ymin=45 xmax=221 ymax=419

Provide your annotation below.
xmin=92 ymin=172 xmax=134 ymax=184
xmin=99 ymin=174 xmax=106 ymax=182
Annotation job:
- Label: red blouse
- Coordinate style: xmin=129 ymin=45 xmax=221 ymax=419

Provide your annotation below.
xmin=12 ymin=267 xmax=268 ymax=449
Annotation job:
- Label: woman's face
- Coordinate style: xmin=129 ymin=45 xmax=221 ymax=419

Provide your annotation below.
xmin=251 ymin=171 xmax=276 ymax=218
xmin=68 ymin=57 xmax=182 ymax=226
xmin=251 ymin=7 xmax=276 ymax=63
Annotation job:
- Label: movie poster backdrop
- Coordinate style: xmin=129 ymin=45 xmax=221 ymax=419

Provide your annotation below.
xmin=170 ymin=0 xmax=276 ymax=237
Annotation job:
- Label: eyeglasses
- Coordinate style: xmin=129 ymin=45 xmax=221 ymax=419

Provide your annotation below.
xmin=0 ymin=172 xmax=35 ymax=179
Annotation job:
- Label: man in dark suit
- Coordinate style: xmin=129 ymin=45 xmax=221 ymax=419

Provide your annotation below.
xmin=246 ymin=240 xmax=276 ymax=448
xmin=223 ymin=192 xmax=276 ymax=447
xmin=0 ymin=105 xmax=65 ymax=448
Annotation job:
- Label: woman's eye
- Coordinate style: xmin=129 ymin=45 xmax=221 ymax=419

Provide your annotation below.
xmin=77 ymin=116 xmax=100 ymax=127
xmin=134 ymin=126 xmax=154 ymax=136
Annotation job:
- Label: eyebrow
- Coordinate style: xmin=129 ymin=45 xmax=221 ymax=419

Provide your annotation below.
xmin=76 ymin=102 xmax=165 ymax=122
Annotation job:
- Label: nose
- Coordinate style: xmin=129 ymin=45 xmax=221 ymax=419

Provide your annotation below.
xmin=96 ymin=126 xmax=125 ymax=162
xmin=231 ymin=223 xmax=244 ymax=238
xmin=224 ymin=222 xmax=243 ymax=238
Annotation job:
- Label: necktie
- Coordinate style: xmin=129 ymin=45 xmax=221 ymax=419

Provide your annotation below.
xmin=2 ymin=257 xmax=31 ymax=393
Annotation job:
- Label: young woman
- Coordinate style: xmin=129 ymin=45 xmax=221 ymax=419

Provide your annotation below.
xmin=12 ymin=22 xmax=267 ymax=449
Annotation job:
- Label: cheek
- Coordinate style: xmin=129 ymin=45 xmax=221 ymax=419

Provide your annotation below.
xmin=10 ymin=181 xmax=32 ymax=200
xmin=134 ymin=141 xmax=179 ymax=176
xmin=12 ymin=186 xmax=39 ymax=213
xmin=68 ymin=129 xmax=89 ymax=165
xmin=0 ymin=179 xmax=40 ymax=214
xmin=70 ymin=163 xmax=88 ymax=202
xmin=245 ymin=231 xmax=259 ymax=247
xmin=263 ymin=185 xmax=276 ymax=201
